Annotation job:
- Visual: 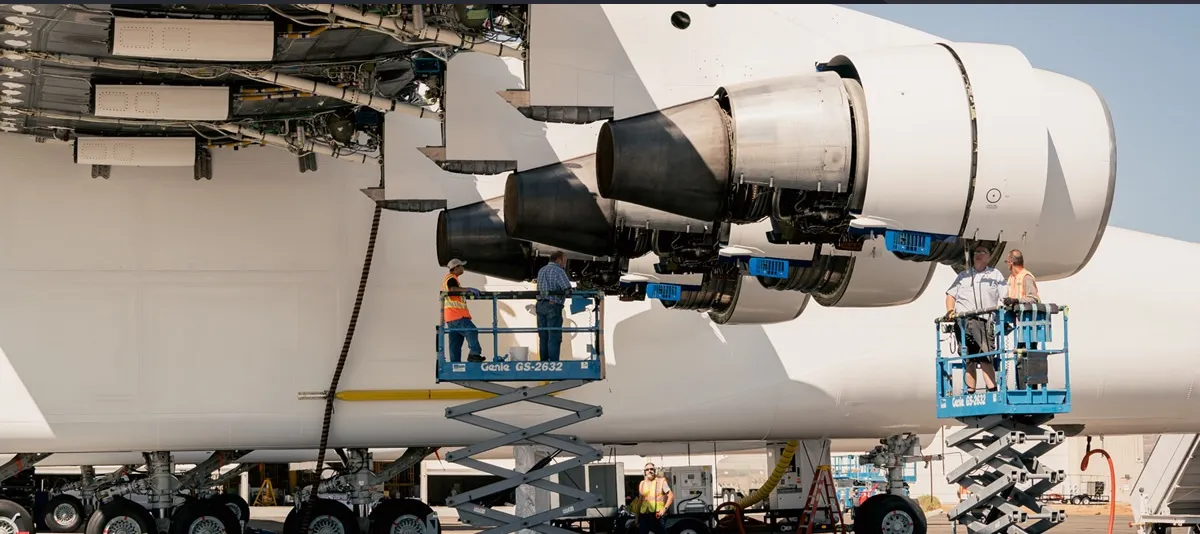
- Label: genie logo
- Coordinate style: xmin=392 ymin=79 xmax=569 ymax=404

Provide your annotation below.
xmin=480 ymin=362 xmax=511 ymax=372
xmin=951 ymin=393 xmax=987 ymax=408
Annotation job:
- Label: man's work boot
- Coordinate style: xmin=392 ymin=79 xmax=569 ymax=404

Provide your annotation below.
xmin=468 ymin=354 xmax=485 ymax=363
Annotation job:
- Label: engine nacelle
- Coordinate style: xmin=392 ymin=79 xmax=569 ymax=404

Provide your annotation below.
xmin=655 ymin=271 xmax=810 ymax=325
xmin=724 ymin=219 xmax=934 ymax=307
xmin=504 ymin=153 xmax=711 ymax=259
xmin=437 ymin=196 xmax=624 ymax=288
xmin=996 ymin=68 xmax=1116 ymax=281
xmin=595 ymin=42 xmax=1108 ymax=267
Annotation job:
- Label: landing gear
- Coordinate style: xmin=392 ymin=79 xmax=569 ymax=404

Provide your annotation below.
xmin=855 ymin=433 xmax=939 ymax=534
xmin=286 ymin=448 xmax=438 ymax=534
xmin=0 ymin=499 xmax=34 ymax=534
xmin=44 ymin=493 xmax=87 ymax=533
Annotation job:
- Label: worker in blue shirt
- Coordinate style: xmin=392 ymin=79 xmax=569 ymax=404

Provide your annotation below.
xmin=535 ymin=251 xmax=573 ymax=362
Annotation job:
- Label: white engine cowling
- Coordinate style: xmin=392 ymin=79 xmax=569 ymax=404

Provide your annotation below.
xmin=996 ymin=68 xmax=1116 ymax=281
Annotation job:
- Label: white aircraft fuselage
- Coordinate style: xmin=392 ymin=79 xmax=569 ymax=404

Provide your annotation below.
xmin=0 ymin=4 xmax=1191 ymax=458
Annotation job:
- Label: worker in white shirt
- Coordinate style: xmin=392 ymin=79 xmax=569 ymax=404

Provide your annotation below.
xmin=944 ymin=244 xmax=1006 ymax=394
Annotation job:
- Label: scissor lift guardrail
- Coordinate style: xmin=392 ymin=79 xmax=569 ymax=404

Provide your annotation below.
xmin=934 ymin=303 xmax=1072 ymax=534
xmin=436 ymin=289 xmax=606 ymax=534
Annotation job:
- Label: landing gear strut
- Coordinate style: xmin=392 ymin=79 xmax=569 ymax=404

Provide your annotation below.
xmin=855 ymin=433 xmax=939 ymax=534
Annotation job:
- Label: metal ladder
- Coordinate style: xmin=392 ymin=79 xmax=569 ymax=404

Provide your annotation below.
xmin=934 ymin=303 xmax=1072 ymax=534
xmin=436 ymin=289 xmax=607 ymax=534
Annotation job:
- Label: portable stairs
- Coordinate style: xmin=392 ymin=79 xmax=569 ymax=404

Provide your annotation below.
xmin=436 ymin=289 xmax=607 ymax=534
xmin=1131 ymin=434 xmax=1200 ymax=534
xmin=934 ymin=303 xmax=1072 ymax=534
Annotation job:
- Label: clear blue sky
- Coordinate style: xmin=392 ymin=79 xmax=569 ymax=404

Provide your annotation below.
xmin=844 ymin=4 xmax=1199 ymax=243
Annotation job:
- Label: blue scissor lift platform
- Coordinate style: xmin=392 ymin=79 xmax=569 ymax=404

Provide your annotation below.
xmin=435 ymin=289 xmax=606 ymax=534
xmin=935 ymin=303 xmax=1072 ymax=534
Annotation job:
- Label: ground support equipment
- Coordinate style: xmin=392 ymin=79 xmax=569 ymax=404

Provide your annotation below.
xmin=436 ymin=290 xmax=607 ymax=534
xmin=935 ymin=303 xmax=1071 ymax=534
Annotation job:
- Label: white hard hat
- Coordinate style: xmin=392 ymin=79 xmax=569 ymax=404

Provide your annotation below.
xmin=447 ymin=258 xmax=467 ymax=269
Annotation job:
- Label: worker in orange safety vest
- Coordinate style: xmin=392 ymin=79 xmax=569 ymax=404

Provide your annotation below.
xmin=442 ymin=258 xmax=485 ymax=363
xmin=1003 ymin=249 xmax=1042 ymax=389
xmin=635 ymin=462 xmax=673 ymax=534
xmin=1004 ymin=249 xmax=1040 ymax=304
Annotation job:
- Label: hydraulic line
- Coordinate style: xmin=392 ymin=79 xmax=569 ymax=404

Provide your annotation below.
xmin=298 ymin=167 xmax=386 ymax=534
xmin=1081 ymin=441 xmax=1116 ymax=534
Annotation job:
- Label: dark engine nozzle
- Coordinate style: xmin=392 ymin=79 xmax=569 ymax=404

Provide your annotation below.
xmin=596 ymin=71 xmax=858 ymax=223
xmin=506 ymin=153 xmax=713 ymax=258
xmin=596 ymin=97 xmax=733 ymax=222
xmin=504 ymin=154 xmax=617 ymax=257
xmin=437 ymin=197 xmax=537 ymax=281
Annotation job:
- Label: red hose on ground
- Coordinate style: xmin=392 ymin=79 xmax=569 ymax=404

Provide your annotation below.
xmin=1081 ymin=447 xmax=1116 ymax=534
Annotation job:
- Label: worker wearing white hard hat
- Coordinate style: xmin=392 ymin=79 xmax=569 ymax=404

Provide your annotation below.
xmin=442 ymin=258 xmax=484 ymax=363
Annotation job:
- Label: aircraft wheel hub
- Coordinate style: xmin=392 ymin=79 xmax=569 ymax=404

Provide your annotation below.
xmin=54 ymin=503 xmax=78 ymax=525
xmin=103 ymin=515 xmax=143 ymax=534
xmin=0 ymin=516 xmax=18 ymax=534
xmin=880 ymin=510 xmax=914 ymax=534
xmin=187 ymin=515 xmax=225 ymax=534
xmin=390 ymin=515 xmax=423 ymax=534
xmin=310 ymin=515 xmax=345 ymax=534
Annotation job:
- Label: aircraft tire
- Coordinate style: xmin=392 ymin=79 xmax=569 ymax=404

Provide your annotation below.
xmin=43 ymin=494 xmax=86 ymax=533
xmin=170 ymin=498 xmax=241 ymax=534
xmin=368 ymin=498 xmax=438 ymax=534
xmin=207 ymin=494 xmax=251 ymax=529
xmin=283 ymin=498 xmax=360 ymax=534
xmin=0 ymin=499 xmax=34 ymax=534
xmin=86 ymin=498 xmax=156 ymax=534
xmin=852 ymin=494 xmax=925 ymax=534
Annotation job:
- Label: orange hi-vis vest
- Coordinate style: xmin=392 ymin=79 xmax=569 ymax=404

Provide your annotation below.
xmin=638 ymin=478 xmax=668 ymax=514
xmin=1007 ymin=269 xmax=1038 ymax=302
xmin=442 ymin=272 xmax=472 ymax=322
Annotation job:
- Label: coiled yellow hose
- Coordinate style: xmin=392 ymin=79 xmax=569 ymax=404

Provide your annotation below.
xmin=734 ymin=440 xmax=799 ymax=509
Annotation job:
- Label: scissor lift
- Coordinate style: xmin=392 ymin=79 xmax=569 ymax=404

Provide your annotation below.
xmin=935 ymin=303 xmax=1072 ymax=534
xmin=435 ymin=289 xmax=607 ymax=534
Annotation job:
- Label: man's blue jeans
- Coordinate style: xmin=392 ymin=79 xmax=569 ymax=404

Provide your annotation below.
xmin=535 ymin=300 xmax=563 ymax=362
xmin=446 ymin=317 xmax=482 ymax=362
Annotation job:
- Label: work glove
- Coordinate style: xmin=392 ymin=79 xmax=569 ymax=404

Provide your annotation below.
xmin=466 ymin=288 xmax=482 ymax=298
xmin=944 ymin=310 xmax=956 ymax=321
xmin=1002 ymin=297 xmax=1019 ymax=307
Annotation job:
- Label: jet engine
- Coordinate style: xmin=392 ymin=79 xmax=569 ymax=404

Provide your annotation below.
xmin=595 ymin=42 xmax=1113 ymax=270
xmin=436 ymin=196 xmax=625 ymax=288
xmin=503 ymin=153 xmax=928 ymax=311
